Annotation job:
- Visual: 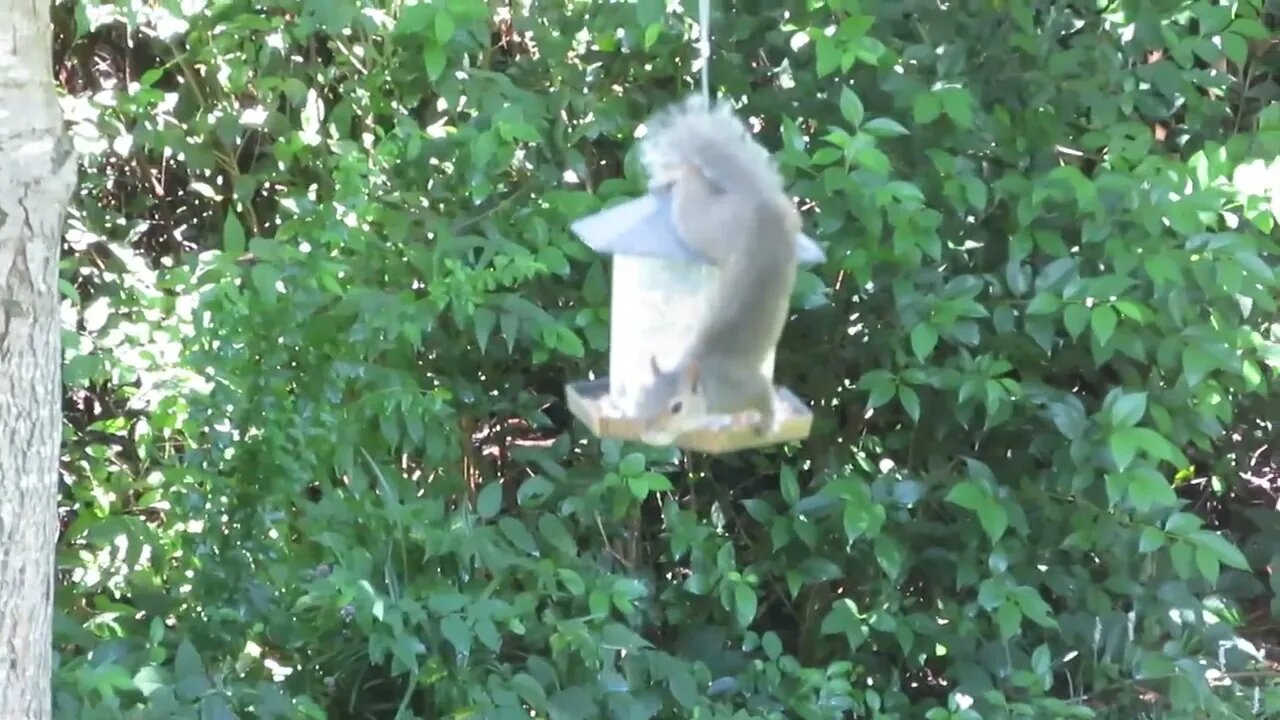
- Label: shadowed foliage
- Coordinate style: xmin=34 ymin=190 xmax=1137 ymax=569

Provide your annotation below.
xmin=52 ymin=0 xmax=1279 ymax=718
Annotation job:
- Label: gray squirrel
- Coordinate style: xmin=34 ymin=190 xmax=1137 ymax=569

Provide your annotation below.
xmin=632 ymin=96 xmax=800 ymax=443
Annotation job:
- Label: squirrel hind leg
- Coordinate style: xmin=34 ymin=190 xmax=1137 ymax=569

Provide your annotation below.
xmin=748 ymin=405 xmax=776 ymax=438
xmin=749 ymin=387 xmax=783 ymax=438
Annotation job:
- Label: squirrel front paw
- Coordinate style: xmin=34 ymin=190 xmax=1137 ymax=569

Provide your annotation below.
xmin=724 ymin=410 xmax=772 ymax=437
xmin=700 ymin=414 xmax=738 ymax=432
xmin=750 ymin=415 xmax=773 ymax=437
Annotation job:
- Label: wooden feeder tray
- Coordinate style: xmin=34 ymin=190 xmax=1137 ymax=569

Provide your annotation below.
xmin=565 ymin=377 xmax=813 ymax=455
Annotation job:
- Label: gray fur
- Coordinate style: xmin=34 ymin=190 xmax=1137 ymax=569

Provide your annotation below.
xmin=632 ymin=96 xmax=799 ymax=443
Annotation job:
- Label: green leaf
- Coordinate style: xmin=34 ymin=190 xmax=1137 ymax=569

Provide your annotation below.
xmin=938 ymin=87 xmax=974 ymax=128
xmin=945 ymin=480 xmax=986 ymax=511
xmin=742 ymin=498 xmax=776 ymax=523
xmin=557 ymin=569 xmax=586 ymax=595
xmin=886 ymin=180 xmax=925 ymax=205
xmin=1138 ymin=526 xmax=1166 ymax=553
xmin=1195 ymin=544 xmax=1221 ymax=585
xmin=842 ymin=502 xmax=872 ymax=543
xmin=1026 ymin=292 xmax=1061 ymax=315
xmin=1109 ymin=391 xmax=1147 ymax=428
xmin=434 ymin=10 xmax=455 ymax=45
xmin=962 ymin=175 xmax=989 ymax=212
xmin=796 ymin=557 xmax=844 ymax=582
xmin=517 ymin=476 xmax=555 ymax=506
xmin=174 ymin=639 xmax=209 ymax=699
xmin=1127 ymin=468 xmax=1178 ymax=511
xmin=222 ymin=213 xmax=246 ymax=255
xmin=1063 ymin=303 xmax=1089 ymax=339
xmin=1170 ymin=540 xmax=1194 ymax=579
xmin=1222 ymin=32 xmax=1247 ymax=67
xmin=1108 ymin=429 xmax=1139 ymax=471
xmin=862 ymin=117 xmax=910 ymax=137
xmin=1138 ymin=427 xmax=1189 ymax=467
xmin=635 ymin=0 xmax=663 ymax=25
xmin=977 ymin=503 xmax=1009 ymax=543
xmin=779 ymin=467 xmax=801 ymax=508
xmin=498 ymin=516 xmax=540 ymax=555
xmin=1109 ymin=427 xmax=1187 ymax=470
xmin=977 ymin=578 xmax=1004 ymax=609
xmin=476 ymin=481 xmax=502 ymax=519
xmin=1165 ymin=512 xmax=1202 ymax=536
xmin=762 ymin=632 xmax=783 ymax=659
xmin=815 ymin=36 xmax=841 ymax=77
xmin=1031 ymin=644 xmax=1051 ymax=676
xmin=874 ymin=535 xmax=905 ymax=579
xmin=643 ymin=22 xmax=661 ymax=49
xmin=549 ymin=686 xmax=597 ymax=720
xmin=861 ymin=369 xmax=897 ymax=408
xmin=200 ymin=695 xmax=236 ymax=720
xmin=601 ymin=622 xmax=651 ymax=650
xmin=839 ymin=86 xmax=866 ymax=127
xmin=1012 ymin=586 xmax=1058 ymax=629
xmin=627 ymin=471 xmax=673 ymax=500
xmin=426 ymin=593 xmax=469 ymax=614
xmin=389 ymin=634 xmax=426 ymax=673
xmin=668 ymin=668 xmax=698 ymax=708
xmin=898 ymin=385 xmax=921 ymax=422
xmin=819 ymin=598 xmax=861 ymax=636
xmin=811 ymin=147 xmax=843 ymax=166
xmin=473 ymin=307 xmax=497 ymax=354
xmin=946 ymin=480 xmax=1005 ymax=541
xmin=424 ymin=43 xmax=446 ymax=80
xmin=732 ymin=583 xmax=758 ymax=627
xmin=555 ymin=326 xmax=585 ymax=358
xmin=1104 ymin=472 xmax=1126 ymax=508
xmin=134 ymin=667 xmax=169 ymax=697
xmin=1229 ymin=17 xmax=1270 ymax=39
xmin=913 ymin=93 xmax=941 ymax=124
xmin=619 ymin=452 xmax=646 ymax=477
xmin=250 ymin=262 xmax=280 ymax=301
xmin=996 ymin=603 xmax=1021 ymax=640
xmin=496 ymin=311 xmax=522 ymax=351
xmin=850 ymin=141 xmax=891 ymax=174
xmin=1090 ymin=304 xmax=1117 ymax=346
xmin=469 ymin=621 xmax=498 ymax=656
xmin=440 ymin=614 xmax=471 ymax=655
xmin=911 ymin=324 xmax=939 ymax=361
xmin=537 ymin=514 xmax=576 ymax=555
xmin=1181 ymin=345 xmax=1217 ymax=387
xmin=511 ymin=673 xmax=549 ymax=708
xmin=1188 ymin=530 xmax=1251 ymax=570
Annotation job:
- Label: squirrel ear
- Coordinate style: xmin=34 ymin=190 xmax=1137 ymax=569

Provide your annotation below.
xmin=683 ymin=361 xmax=701 ymax=393
xmin=649 ymin=355 xmax=661 ymax=376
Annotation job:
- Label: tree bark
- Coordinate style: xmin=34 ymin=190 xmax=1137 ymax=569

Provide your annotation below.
xmin=0 ymin=0 xmax=78 ymax=716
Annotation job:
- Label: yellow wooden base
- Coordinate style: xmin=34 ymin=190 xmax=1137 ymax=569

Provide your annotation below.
xmin=565 ymin=377 xmax=813 ymax=454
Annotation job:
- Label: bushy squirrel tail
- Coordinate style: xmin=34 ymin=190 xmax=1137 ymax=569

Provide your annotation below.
xmin=639 ymin=96 xmax=788 ymax=200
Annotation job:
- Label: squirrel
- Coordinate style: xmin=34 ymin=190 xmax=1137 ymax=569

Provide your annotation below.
xmin=631 ymin=96 xmax=801 ymax=443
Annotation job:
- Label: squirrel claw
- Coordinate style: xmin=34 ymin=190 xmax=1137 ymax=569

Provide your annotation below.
xmin=693 ymin=415 xmax=735 ymax=432
xmin=722 ymin=411 xmax=772 ymax=437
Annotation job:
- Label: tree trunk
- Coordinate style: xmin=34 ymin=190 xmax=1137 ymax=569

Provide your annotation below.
xmin=0 ymin=0 xmax=79 ymax=715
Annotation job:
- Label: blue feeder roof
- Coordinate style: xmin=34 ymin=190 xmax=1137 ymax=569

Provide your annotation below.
xmin=570 ymin=187 xmax=826 ymax=266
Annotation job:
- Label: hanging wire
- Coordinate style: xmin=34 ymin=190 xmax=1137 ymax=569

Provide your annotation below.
xmin=698 ymin=0 xmax=711 ymax=101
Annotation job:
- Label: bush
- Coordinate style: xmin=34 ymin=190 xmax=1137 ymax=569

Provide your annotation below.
xmin=53 ymin=0 xmax=1279 ymax=718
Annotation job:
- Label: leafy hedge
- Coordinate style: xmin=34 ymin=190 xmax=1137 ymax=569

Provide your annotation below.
xmin=53 ymin=0 xmax=1279 ymax=718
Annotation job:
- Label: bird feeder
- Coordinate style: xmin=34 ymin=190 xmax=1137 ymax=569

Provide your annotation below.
xmin=565 ymin=183 xmax=825 ymax=454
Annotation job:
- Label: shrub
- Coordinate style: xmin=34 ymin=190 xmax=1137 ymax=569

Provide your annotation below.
xmin=53 ymin=0 xmax=1279 ymax=718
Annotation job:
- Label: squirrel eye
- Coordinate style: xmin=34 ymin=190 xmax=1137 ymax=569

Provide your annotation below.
xmin=669 ymin=400 xmax=683 ymax=414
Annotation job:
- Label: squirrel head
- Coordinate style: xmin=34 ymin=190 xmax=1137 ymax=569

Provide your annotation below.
xmin=635 ymin=355 xmax=709 ymax=444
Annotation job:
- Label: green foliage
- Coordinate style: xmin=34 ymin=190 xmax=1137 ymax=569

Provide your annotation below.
xmin=52 ymin=0 xmax=1280 ymax=718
